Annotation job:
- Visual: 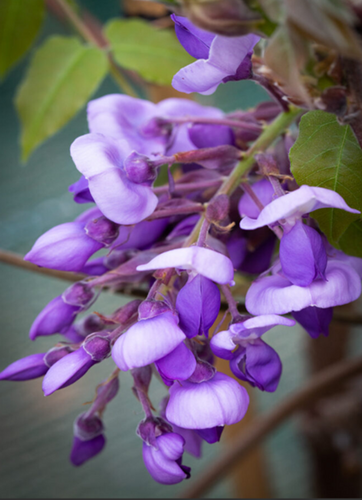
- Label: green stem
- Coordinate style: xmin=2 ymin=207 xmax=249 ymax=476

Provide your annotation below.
xmin=52 ymin=0 xmax=137 ymax=97
xmin=183 ymin=106 xmax=302 ymax=247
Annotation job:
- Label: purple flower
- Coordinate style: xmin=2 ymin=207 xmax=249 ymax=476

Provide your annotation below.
xmin=0 ymin=353 xmax=48 ymax=381
xmin=42 ymin=333 xmax=111 ymax=395
xmin=70 ymin=134 xmax=158 ymax=224
xmin=70 ymin=413 xmax=106 ymax=466
xmin=210 ymin=314 xmax=295 ymax=359
xmin=111 ymin=218 xmax=168 ymax=251
xmin=176 ymin=274 xmax=220 ymax=338
xmin=229 ymin=340 xmax=282 ymax=392
xmin=29 ymin=296 xmax=80 ymax=340
xmin=24 ymin=208 xmax=119 ymax=272
xmin=238 ymin=178 xmax=274 ymax=219
xmin=165 ymin=372 xmax=249 ymax=429
xmin=112 ymin=310 xmax=186 ymax=371
xmin=136 ymin=247 xmax=235 ymax=285
xmin=171 ymin=14 xmax=260 ymax=95
xmin=246 ymin=258 xmax=362 ymax=315
xmin=239 ymin=185 xmax=360 ymax=230
xmin=292 ymin=306 xmax=333 ymax=339
xmin=142 ymin=433 xmax=190 ymax=485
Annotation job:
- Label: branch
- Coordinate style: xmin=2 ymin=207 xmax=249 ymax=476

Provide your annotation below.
xmin=180 ymin=354 xmax=362 ymax=498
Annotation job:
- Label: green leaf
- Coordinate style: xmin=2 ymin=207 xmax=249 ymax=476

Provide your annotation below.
xmin=0 ymin=0 xmax=44 ymax=79
xmin=16 ymin=36 xmax=108 ymax=161
xmin=105 ymin=18 xmax=195 ymax=86
xmin=339 ymin=219 xmax=362 ymax=258
xmin=290 ymin=110 xmax=362 ymax=247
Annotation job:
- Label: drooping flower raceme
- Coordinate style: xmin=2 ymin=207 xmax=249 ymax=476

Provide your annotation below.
xmin=3 ymin=18 xmax=362 ymax=489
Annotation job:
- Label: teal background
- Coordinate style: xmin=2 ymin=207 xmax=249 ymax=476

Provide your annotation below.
xmin=1 ymin=2 xmax=360 ymax=498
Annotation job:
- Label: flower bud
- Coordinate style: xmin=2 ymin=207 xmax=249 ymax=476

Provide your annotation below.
xmin=137 ymin=416 xmax=173 ymax=448
xmin=138 ymin=300 xmax=172 ymax=321
xmin=187 ymin=359 xmax=216 ymax=384
xmin=43 ymin=345 xmax=74 ymax=367
xmin=62 ymin=282 xmax=95 ymax=307
xmin=85 ymin=216 xmax=119 ymax=246
xmin=74 ymin=413 xmax=104 ymax=441
xmin=131 ymin=366 xmax=153 ymax=395
xmin=0 ymin=353 xmax=48 ymax=381
xmin=124 ymin=152 xmax=158 ymax=184
xmin=206 ymin=194 xmax=230 ymax=222
xmin=83 ymin=332 xmax=111 ymax=362
xmin=112 ymin=299 xmax=142 ymax=324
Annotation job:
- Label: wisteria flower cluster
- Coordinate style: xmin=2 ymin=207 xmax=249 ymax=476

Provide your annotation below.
xmin=2 ymin=12 xmax=362 ymax=487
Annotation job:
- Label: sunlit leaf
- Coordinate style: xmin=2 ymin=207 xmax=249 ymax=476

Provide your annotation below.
xmin=105 ymin=18 xmax=195 ymax=86
xmin=0 ymin=0 xmax=44 ymax=79
xmin=290 ymin=110 xmax=362 ymax=247
xmin=16 ymin=36 xmax=108 ymax=161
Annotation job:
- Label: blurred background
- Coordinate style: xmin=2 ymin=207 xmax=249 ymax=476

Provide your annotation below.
xmin=1 ymin=1 xmax=362 ymax=498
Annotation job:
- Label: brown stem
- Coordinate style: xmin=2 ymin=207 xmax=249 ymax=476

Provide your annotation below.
xmin=180 ymin=355 xmax=362 ymax=498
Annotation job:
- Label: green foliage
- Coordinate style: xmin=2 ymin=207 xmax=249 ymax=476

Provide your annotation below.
xmin=16 ymin=36 xmax=108 ymax=161
xmin=105 ymin=18 xmax=195 ymax=86
xmin=290 ymin=110 xmax=362 ymax=252
xmin=339 ymin=220 xmax=362 ymax=258
xmin=0 ymin=0 xmax=44 ymax=80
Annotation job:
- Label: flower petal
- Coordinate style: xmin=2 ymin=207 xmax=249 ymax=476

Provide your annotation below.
xmin=246 ymin=259 xmax=361 ymax=315
xmin=240 ymin=185 xmax=360 ymax=230
xmin=136 ymin=247 xmax=234 ymax=285
xmin=166 ymin=372 xmax=249 ymax=429
xmin=0 ymin=353 xmax=48 ymax=381
xmin=292 ymin=306 xmax=333 ymax=339
xmin=156 ymin=342 xmax=196 ymax=381
xmin=112 ymin=312 xmax=185 ymax=371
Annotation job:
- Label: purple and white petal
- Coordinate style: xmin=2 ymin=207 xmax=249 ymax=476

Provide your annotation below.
xmin=172 ymin=14 xmax=215 ymax=59
xmin=112 ymin=312 xmax=185 ymax=371
xmin=210 ymin=330 xmax=236 ymax=360
xmin=142 ymin=433 xmax=188 ymax=485
xmin=42 ymin=348 xmax=94 ymax=396
xmin=68 ymin=175 xmax=94 ymax=204
xmin=240 ymin=185 xmax=360 ymax=230
xmin=246 ymin=259 xmax=362 ymax=315
xmin=70 ymin=134 xmax=158 ymax=224
xmin=166 ymin=372 xmax=249 ymax=429
xmin=24 ymin=222 xmax=103 ymax=272
xmin=136 ymin=247 xmax=234 ymax=285
xmin=230 ymin=314 xmax=295 ymax=340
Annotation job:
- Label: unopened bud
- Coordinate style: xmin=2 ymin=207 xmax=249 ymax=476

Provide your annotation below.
xmin=85 ymin=216 xmax=119 ymax=246
xmin=74 ymin=413 xmax=104 ymax=441
xmin=83 ymin=332 xmax=111 ymax=362
xmin=187 ymin=359 xmax=216 ymax=383
xmin=62 ymin=282 xmax=95 ymax=307
xmin=206 ymin=194 xmax=230 ymax=222
xmin=138 ymin=300 xmax=172 ymax=321
xmin=131 ymin=366 xmax=153 ymax=395
xmin=124 ymin=152 xmax=159 ymax=184
xmin=112 ymin=299 xmax=142 ymax=324
xmin=136 ymin=416 xmax=173 ymax=448
xmin=44 ymin=345 xmax=74 ymax=368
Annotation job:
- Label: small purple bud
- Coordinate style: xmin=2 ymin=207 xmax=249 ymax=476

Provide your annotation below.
xmin=43 ymin=345 xmax=74 ymax=367
xmin=104 ymin=249 xmax=128 ymax=269
xmin=137 ymin=416 xmax=173 ymax=448
xmin=83 ymin=332 xmax=111 ymax=362
xmin=95 ymin=376 xmax=120 ymax=407
xmin=74 ymin=413 xmax=104 ymax=441
xmin=84 ymin=216 xmax=119 ymax=246
xmin=206 ymin=194 xmax=230 ymax=222
xmin=62 ymin=282 xmax=95 ymax=307
xmin=0 ymin=353 xmax=48 ymax=381
xmin=187 ymin=359 xmax=216 ymax=383
xmin=124 ymin=152 xmax=158 ymax=184
xmin=29 ymin=296 xmax=80 ymax=340
xmin=138 ymin=300 xmax=172 ymax=321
